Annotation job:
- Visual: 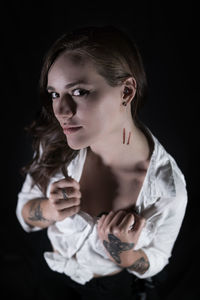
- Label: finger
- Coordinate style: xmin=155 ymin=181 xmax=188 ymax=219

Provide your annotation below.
xmin=50 ymin=178 xmax=80 ymax=192
xmin=137 ymin=217 xmax=146 ymax=232
xmin=101 ymin=211 xmax=115 ymax=230
xmin=59 ymin=205 xmax=81 ymax=219
xmin=130 ymin=216 xmax=146 ymax=237
xmin=53 ymin=197 xmax=81 ymax=210
xmin=97 ymin=214 xmax=107 ymax=229
xmin=59 ymin=187 xmax=81 ymax=199
xmin=50 ymin=186 xmax=81 ymax=200
xmin=118 ymin=213 xmax=135 ymax=231
xmin=108 ymin=210 xmax=127 ymax=228
xmin=131 ymin=213 xmax=145 ymax=231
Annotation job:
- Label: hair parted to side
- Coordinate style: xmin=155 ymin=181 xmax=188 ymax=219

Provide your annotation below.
xmin=24 ymin=25 xmax=148 ymax=194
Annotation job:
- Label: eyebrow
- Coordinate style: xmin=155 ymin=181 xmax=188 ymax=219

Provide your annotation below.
xmin=47 ymin=80 xmax=90 ymax=91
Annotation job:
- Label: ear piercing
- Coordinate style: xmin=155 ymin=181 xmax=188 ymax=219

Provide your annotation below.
xmin=122 ymin=87 xmax=132 ymax=144
xmin=122 ymin=87 xmax=131 ymax=106
xmin=124 ymin=87 xmax=130 ymax=95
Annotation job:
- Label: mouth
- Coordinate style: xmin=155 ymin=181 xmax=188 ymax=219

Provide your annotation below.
xmin=63 ymin=126 xmax=83 ymax=135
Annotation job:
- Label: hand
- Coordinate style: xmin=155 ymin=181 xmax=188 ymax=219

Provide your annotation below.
xmin=97 ymin=210 xmax=146 ymax=266
xmin=47 ymin=177 xmax=81 ymax=222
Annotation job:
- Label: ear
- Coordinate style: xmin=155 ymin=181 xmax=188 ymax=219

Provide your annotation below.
xmin=122 ymin=77 xmax=137 ymax=104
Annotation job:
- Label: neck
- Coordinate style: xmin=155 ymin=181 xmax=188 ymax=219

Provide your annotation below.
xmin=88 ymin=120 xmax=150 ymax=173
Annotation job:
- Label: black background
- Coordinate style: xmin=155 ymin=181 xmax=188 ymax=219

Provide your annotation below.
xmin=1 ymin=1 xmax=199 ymax=299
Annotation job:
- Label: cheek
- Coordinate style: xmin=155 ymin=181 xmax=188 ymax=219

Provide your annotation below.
xmin=78 ymin=100 xmax=101 ymax=121
xmin=79 ymin=91 xmax=120 ymax=127
xmin=85 ymin=101 xmax=117 ymax=130
xmin=52 ymin=102 xmax=58 ymax=116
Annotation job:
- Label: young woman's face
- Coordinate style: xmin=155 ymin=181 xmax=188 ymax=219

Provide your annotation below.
xmin=47 ymin=52 xmax=126 ymax=150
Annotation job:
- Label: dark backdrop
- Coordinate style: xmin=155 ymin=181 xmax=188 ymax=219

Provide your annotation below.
xmin=1 ymin=1 xmax=198 ymax=299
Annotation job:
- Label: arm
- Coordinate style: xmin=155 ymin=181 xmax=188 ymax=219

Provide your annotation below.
xmin=97 ymin=170 xmax=188 ymax=278
xmin=22 ymin=198 xmax=55 ymax=229
xmin=122 ymin=249 xmax=149 ymax=274
xmin=97 ymin=210 xmax=150 ymax=275
xmin=127 ymin=188 xmax=188 ymax=278
xmin=17 ymin=174 xmax=81 ymax=231
xmin=102 ymin=230 xmax=149 ymax=274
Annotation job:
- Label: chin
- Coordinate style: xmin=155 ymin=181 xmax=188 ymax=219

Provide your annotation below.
xmin=67 ymin=139 xmax=89 ymax=150
xmin=68 ymin=145 xmax=82 ymax=150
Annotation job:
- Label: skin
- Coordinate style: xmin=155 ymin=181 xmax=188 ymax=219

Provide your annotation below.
xmin=47 ymin=51 xmax=150 ymax=174
xmin=22 ymin=51 xmax=150 ymax=275
xmin=97 ymin=210 xmax=149 ymax=273
xmin=22 ymin=178 xmax=82 ymax=228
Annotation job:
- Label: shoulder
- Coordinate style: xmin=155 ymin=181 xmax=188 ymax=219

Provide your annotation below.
xmin=144 ymin=129 xmax=188 ymax=210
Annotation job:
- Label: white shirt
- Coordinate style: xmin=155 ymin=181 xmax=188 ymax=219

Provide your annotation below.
xmin=16 ymin=128 xmax=188 ymax=285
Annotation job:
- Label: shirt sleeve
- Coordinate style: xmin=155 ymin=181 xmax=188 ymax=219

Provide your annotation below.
xmin=16 ymin=173 xmax=45 ymax=232
xmin=127 ymin=174 xmax=188 ymax=279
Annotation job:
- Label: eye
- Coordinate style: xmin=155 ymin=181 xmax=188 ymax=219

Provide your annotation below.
xmin=72 ymin=88 xmax=89 ymax=97
xmin=49 ymin=92 xmax=59 ymax=99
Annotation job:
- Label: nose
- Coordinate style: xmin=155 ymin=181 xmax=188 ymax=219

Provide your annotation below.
xmin=54 ymin=94 xmax=75 ymax=117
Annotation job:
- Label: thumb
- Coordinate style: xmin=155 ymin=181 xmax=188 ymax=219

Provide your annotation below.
xmin=130 ymin=214 xmax=146 ymax=235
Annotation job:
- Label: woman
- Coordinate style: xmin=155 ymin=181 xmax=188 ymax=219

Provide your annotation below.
xmin=16 ymin=25 xmax=187 ymax=299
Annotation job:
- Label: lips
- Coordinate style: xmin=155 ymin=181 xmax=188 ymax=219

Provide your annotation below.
xmin=63 ymin=126 xmax=82 ymax=135
xmin=63 ymin=125 xmax=82 ymax=129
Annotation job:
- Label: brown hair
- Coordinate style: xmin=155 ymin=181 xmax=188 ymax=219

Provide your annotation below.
xmin=24 ymin=25 xmax=148 ymax=194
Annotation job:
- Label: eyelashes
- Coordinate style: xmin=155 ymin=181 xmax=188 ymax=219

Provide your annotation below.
xmin=72 ymin=89 xmax=90 ymax=97
xmin=50 ymin=92 xmax=59 ymax=99
xmin=48 ymin=88 xmax=90 ymax=100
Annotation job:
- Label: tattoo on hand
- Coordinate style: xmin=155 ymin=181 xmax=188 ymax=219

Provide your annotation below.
xmin=29 ymin=200 xmax=49 ymax=222
xmin=103 ymin=234 xmax=134 ymax=264
xmin=128 ymin=257 xmax=150 ymax=274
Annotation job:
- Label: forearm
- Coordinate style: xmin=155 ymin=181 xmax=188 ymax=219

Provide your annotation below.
xmin=22 ymin=198 xmax=55 ymax=229
xmin=98 ymin=211 xmax=149 ymax=275
xmin=121 ymin=249 xmax=150 ymax=275
xmin=111 ymin=247 xmax=149 ymax=275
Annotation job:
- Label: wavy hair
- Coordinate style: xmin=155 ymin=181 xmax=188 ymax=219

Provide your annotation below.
xmin=23 ymin=25 xmax=148 ymax=194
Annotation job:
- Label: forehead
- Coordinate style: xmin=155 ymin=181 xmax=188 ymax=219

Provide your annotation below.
xmin=47 ymin=52 xmax=102 ymax=86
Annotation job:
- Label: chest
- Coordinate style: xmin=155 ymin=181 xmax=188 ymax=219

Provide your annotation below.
xmin=79 ymin=157 xmax=147 ymax=218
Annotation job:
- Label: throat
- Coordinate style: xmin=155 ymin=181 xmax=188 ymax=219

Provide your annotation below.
xmin=79 ymin=149 xmax=148 ymax=218
xmin=87 ymin=124 xmax=153 ymax=173
xmin=79 ymin=124 xmax=154 ymax=218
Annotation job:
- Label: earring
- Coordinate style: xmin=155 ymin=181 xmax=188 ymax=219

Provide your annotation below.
xmin=124 ymin=87 xmax=130 ymax=95
xmin=122 ymin=87 xmax=130 ymax=106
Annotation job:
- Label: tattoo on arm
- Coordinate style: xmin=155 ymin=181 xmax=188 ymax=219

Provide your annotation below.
xmin=128 ymin=257 xmax=150 ymax=274
xmin=103 ymin=234 xmax=134 ymax=264
xmin=28 ymin=199 xmax=49 ymax=222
